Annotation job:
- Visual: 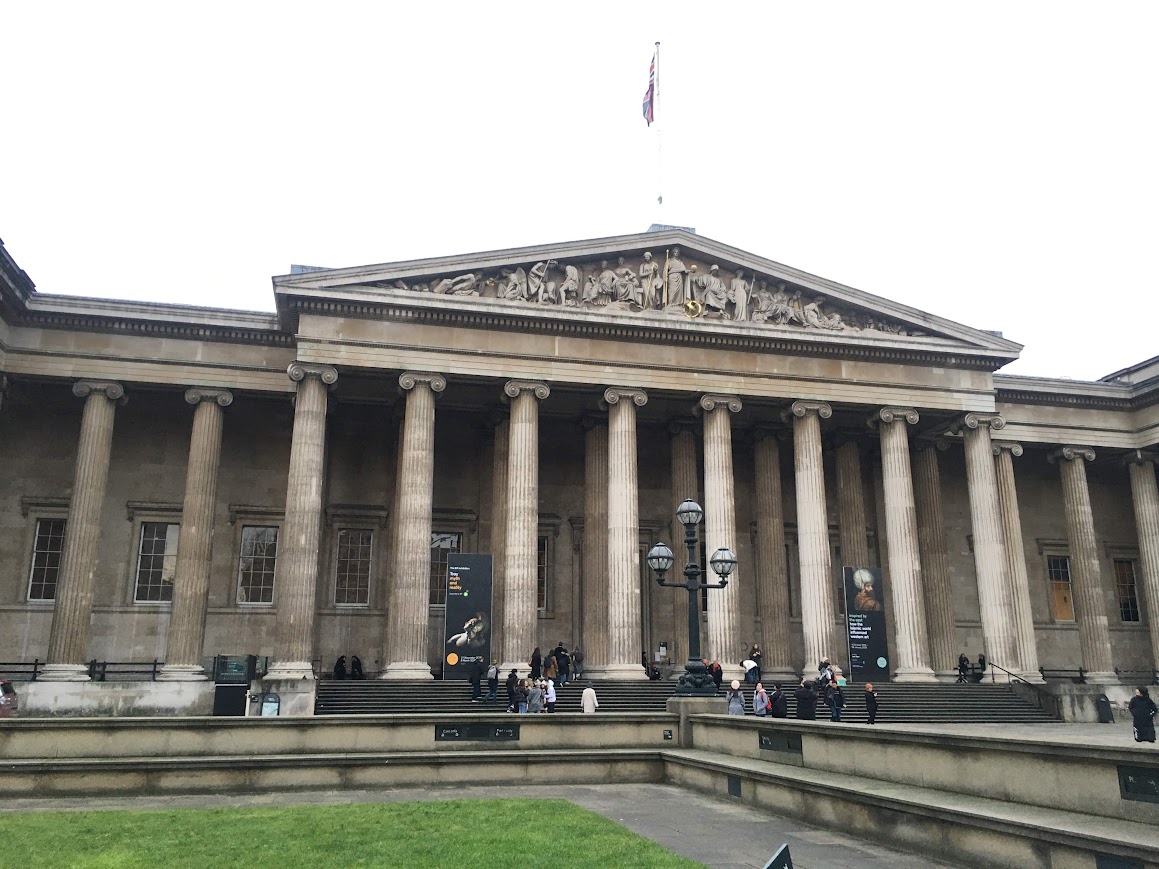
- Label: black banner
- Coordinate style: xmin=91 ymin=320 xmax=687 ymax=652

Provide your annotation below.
xmin=442 ymin=553 xmax=494 ymax=680
xmin=843 ymin=566 xmax=890 ymax=683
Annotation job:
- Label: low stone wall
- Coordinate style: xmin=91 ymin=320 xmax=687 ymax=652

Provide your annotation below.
xmin=18 ymin=681 xmax=215 ymax=718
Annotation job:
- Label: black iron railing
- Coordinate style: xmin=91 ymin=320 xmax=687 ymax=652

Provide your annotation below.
xmin=1114 ymin=668 xmax=1159 ymax=686
xmin=0 ymin=659 xmax=44 ymax=681
xmin=1038 ymin=667 xmax=1086 ymax=683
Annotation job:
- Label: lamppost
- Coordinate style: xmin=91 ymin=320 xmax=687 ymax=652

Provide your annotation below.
xmin=646 ymin=498 xmax=737 ymax=696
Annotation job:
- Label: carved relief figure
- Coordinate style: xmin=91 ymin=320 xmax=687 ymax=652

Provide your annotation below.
xmin=639 ymin=252 xmax=664 ymax=308
xmin=500 ymin=267 xmax=528 ymax=301
xmin=582 ymin=269 xmax=610 ymax=307
xmin=696 ymin=265 xmax=730 ymax=316
xmin=528 ymin=261 xmax=560 ymax=305
xmin=730 ymin=268 xmax=749 ymax=322
xmin=751 ymin=280 xmax=774 ymax=322
xmin=558 ymin=263 xmax=580 ymax=306
xmin=664 ymin=247 xmax=689 ymax=307
xmin=431 ymin=273 xmax=480 ymax=296
xmin=613 ymin=256 xmax=643 ymax=306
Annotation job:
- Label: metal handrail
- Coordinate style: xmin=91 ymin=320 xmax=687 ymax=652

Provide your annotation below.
xmin=0 ymin=659 xmax=43 ymax=681
xmin=86 ymin=659 xmax=164 ymax=682
xmin=1114 ymin=667 xmax=1159 ymax=686
xmin=1038 ymin=666 xmax=1086 ymax=683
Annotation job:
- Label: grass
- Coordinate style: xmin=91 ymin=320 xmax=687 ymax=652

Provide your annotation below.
xmin=0 ymin=798 xmax=704 ymax=868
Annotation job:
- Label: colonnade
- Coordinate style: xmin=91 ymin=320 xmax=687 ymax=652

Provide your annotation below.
xmin=27 ymin=364 xmax=1159 ymax=685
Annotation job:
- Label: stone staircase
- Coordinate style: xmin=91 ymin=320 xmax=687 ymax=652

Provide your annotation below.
xmin=315 ymin=679 xmax=1059 ymax=722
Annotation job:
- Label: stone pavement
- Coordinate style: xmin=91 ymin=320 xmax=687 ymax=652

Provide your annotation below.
xmin=884 ymin=716 xmax=1158 ymax=748
xmin=0 ymin=782 xmax=964 ymax=868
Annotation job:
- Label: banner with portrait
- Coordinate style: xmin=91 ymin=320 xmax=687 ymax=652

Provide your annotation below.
xmin=442 ymin=554 xmax=494 ymax=680
xmin=843 ymin=566 xmax=890 ymax=683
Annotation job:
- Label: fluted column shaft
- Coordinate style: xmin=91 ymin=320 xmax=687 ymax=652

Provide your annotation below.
xmin=42 ymin=381 xmax=124 ymax=680
xmin=960 ymin=413 xmax=1016 ymax=675
xmin=605 ymin=388 xmax=647 ymax=678
xmin=500 ymin=381 xmax=549 ymax=672
xmin=489 ymin=416 xmax=509 ymax=664
xmin=835 ymin=441 xmax=870 ymax=569
xmin=993 ymin=442 xmax=1043 ymax=682
xmin=754 ymin=428 xmax=794 ymax=679
xmin=875 ymin=408 xmax=936 ymax=681
xmin=1052 ymin=446 xmax=1116 ymax=682
xmin=265 ymin=363 xmax=336 ymax=680
xmin=913 ymin=444 xmax=957 ymax=676
xmin=581 ymin=418 xmax=609 ymax=670
xmin=669 ymin=422 xmax=699 ymax=666
xmin=701 ymin=394 xmax=742 ymax=679
xmin=381 ymin=372 xmax=444 ymax=680
xmin=1127 ymin=455 xmax=1159 ymax=672
xmin=789 ymin=401 xmax=838 ymax=675
xmin=160 ymin=388 xmax=233 ymax=679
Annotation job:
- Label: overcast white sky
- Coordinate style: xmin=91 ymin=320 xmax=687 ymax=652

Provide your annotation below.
xmin=2 ymin=3 xmax=1156 ymax=380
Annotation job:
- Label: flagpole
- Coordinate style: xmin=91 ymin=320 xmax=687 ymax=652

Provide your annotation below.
xmin=654 ymin=41 xmax=663 ymax=213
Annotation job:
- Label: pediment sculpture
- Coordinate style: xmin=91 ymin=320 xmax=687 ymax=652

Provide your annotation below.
xmin=379 ymin=247 xmax=921 ymax=336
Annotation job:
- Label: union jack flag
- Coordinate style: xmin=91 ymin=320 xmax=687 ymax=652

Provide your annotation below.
xmin=642 ymin=52 xmax=656 ymax=126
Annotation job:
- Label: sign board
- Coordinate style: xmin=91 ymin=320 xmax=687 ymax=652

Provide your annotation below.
xmin=435 ymin=724 xmax=519 ymax=742
xmin=442 ymin=554 xmax=494 ymax=680
xmin=843 ymin=566 xmax=890 ymax=683
xmin=762 ymin=844 xmax=794 ymax=869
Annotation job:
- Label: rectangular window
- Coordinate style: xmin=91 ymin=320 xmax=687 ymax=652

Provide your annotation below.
xmin=537 ymin=534 xmax=549 ymax=610
xmin=1047 ymin=554 xmax=1075 ymax=622
xmin=429 ymin=531 xmax=462 ymax=606
xmin=1115 ymin=559 xmax=1141 ymax=623
xmin=335 ymin=528 xmax=373 ymax=606
xmin=134 ymin=522 xmax=179 ymax=603
xmin=237 ymin=526 xmax=278 ymax=605
xmin=28 ymin=518 xmax=66 ymax=601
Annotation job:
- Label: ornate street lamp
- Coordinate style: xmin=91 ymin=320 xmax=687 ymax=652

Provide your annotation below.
xmin=646 ymin=498 xmax=736 ymax=696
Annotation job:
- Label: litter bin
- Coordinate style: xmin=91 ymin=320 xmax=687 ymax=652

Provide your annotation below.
xmin=1095 ymin=693 xmax=1115 ymax=724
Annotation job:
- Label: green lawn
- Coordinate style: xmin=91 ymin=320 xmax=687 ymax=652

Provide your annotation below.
xmin=0 ymin=798 xmax=704 ymax=868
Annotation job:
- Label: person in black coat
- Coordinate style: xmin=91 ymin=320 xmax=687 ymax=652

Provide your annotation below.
xmin=769 ymin=683 xmax=788 ymax=718
xmin=529 ymin=647 xmax=542 ymax=680
xmin=826 ymin=680 xmax=845 ymax=722
xmin=333 ymin=656 xmax=347 ymax=680
xmin=505 ymin=669 xmax=519 ymax=712
xmin=468 ymin=661 xmax=483 ymax=702
xmin=795 ymin=681 xmax=817 ymax=720
xmin=1129 ymin=686 xmax=1157 ymax=743
xmin=865 ymin=683 xmax=879 ymax=725
xmin=349 ymin=656 xmax=364 ymax=680
xmin=956 ymin=653 xmax=970 ymax=683
xmin=710 ymin=660 xmax=724 ymax=690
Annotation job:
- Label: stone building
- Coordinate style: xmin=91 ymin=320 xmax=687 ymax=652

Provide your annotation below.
xmin=0 ymin=230 xmax=1156 ymax=714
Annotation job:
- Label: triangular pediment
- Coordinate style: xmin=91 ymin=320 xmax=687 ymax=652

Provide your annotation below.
xmin=273 ymin=230 xmax=1022 ymax=365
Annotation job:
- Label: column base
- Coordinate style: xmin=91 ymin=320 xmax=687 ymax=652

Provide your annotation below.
xmin=36 ymin=663 xmax=91 ymax=682
xmin=1082 ymin=671 xmax=1119 ymax=685
xmin=260 ymin=677 xmax=317 ymax=716
xmin=498 ymin=662 xmax=527 ymax=679
xmin=892 ymin=666 xmax=939 ymax=683
xmin=601 ymin=663 xmax=646 ymax=680
xmin=763 ymin=668 xmax=800 ymax=687
xmin=157 ymin=664 xmax=209 ymax=682
xmin=1017 ymin=671 xmax=1046 ymax=684
xmin=935 ymin=670 xmax=961 ymax=683
xmin=263 ymin=661 xmax=315 ymax=681
xmin=379 ymin=661 xmax=433 ymax=680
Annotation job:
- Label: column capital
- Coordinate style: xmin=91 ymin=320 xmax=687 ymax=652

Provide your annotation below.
xmin=503 ymin=379 xmax=550 ymax=401
xmin=1048 ymin=445 xmax=1096 ymax=464
xmin=1125 ymin=448 xmax=1159 ymax=467
xmin=487 ymin=407 xmax=509 ymax=428
xmin=604 ymin=386 xmax=648 ymax=407
xmin=667 ymin=417 xmax=699 ymax=436
xmin=287 ymin=362 xmax=339 ymax=386
xmin=914 ymin=437 xmax=952 ymax=453
xmin=399 ymin=371 xmax=446 ymax=394
xmin=869 ymin=407 xmax=919 ymax=429
xmin=72 ymin=380 xmax=126 ymax=402
xmin=782 ymin=399 xmax=831 ymax=423
xmin=991 ymin=440 xmax=1023 ymax=458
xmin=951 ymin=412 xmax=1005 ymax=435
xmin=184 ymin=387 xmax=234 ymax=408
xmin=698 ymin=394 xmax=742 ymax=414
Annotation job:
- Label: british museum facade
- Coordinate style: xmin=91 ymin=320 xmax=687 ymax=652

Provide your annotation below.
xmin=0 ymin=229 xmax=1156 ymax=714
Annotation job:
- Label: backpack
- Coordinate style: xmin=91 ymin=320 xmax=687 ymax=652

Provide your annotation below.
xmin=487 ymin=665 xmax=498 ymax=680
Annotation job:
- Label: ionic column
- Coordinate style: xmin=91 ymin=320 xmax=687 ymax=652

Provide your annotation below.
xmin=489 ymin=412 xmax=509 ymax=666
xmin=993 ymin=441 xmax=1044 ymax=682
xmin=381 ymin=371 xmax=445 ymax=680
xmin=700 ymin=394 xmax=742 ymax=680
xmin=1049 ymin=445 xmax=1117 ymax=683
xmin=957 ymin=412 xmax=1016 ymax=676
xmin=581 ymin=415 xmax=609 ymax=672
xmin=753 ymin=425 xmax=795 ymax=681
xmin=265 ymin=363 xmax=337 ymax=681
xmin=913 ymin=442 xmax=957 ymax=678
xmin=873 ymin=408 xmax=936 ymax=681
xmin=604 ymin=387 xmax=648 ymax=679
xmin=787 ymin=400 xmax=839 ymax=675
xmin=41 ymin=380 xmax=125 ymax=681
xmin=500 ymin=380 xmax=550 ymax=673
xmin=159 ymin=388 xmax=233 ymax=681
xmin=1127 ymin=451 xmax=1159 ymax=673
xmin=668 ymin=420 xmax=700 ymax=666
xmin=835 ymin=440 xmax=870 ymax=569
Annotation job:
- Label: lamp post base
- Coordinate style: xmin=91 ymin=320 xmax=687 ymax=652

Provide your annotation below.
xmin=673 ymin=658 xmax=720 ymax=696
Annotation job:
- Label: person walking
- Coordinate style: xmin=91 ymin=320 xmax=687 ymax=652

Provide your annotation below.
xmin=545 ymin=678 xmax=557 ymax=713
xmin=1129 ymin=687 xmax=1157 ymax=743
xmin=484 ymin=659 xmax=499 ymax=702
xmin=556 ymin=646 xmax=571 ymax=686
xmin=529 ymin=647 xmax=542 ymax=680
xmin=527 ymin=680 xmax=545 ymax=714
xmin=795 ymin=681 xmax=817 ymax=720
xmin=544 ymin=652 xmax=559 ymax=684
xmin=865 ymin=683 xmax=879 ymax=725
xmin=468 ymin=661 xmax=483 ymax=702
xmin=349 ymin=656 xmax=364 ymax=680
xmin=505 ymin=668 xmax=519 ymax=712
xmin=769 ymin=683 xmax=788 ymax=718
xmin=573 ymin=647 xmax=585 ymax=679
xmin=726 ymin=679 xmax=745 ymax=715
xmin=753 ymin=682 xmax=770 ymax=717
xmin=957 ymin=653 xmax=970 ymax=683
xmin=582 ymin=681 xmax=599 ymax=714
xmin=516 ymin=679 xmax=530 ymax=714
xmin=826 ymin=679 xmax=845 ymax=722
xmin=333 ymin=656 xmax=347 ymax=680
